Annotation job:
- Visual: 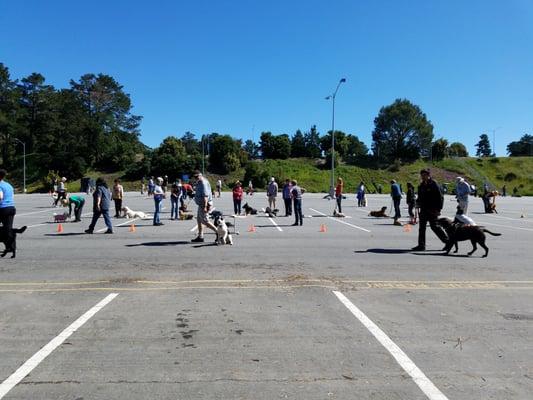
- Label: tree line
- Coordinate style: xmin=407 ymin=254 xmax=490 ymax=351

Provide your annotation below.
xmin=1 ymin=62 xmax=531 ymax=187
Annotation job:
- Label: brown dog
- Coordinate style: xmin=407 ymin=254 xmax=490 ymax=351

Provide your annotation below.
xmin=369 ymin=206 xmax=388 ymax=218
xmin=437 ymin=217 xmax=501 ymax=257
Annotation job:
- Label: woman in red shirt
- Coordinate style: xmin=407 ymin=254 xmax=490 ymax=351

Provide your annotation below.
xmin=335 ymin=177 xmax=344 ymax=213
xmin=233 ymin=181 xmax=244 ymax=215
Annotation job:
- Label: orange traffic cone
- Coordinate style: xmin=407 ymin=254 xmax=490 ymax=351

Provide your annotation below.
xmin=57 ymin=223 xmax=63 ymax=233
xmin=248 ymin=224 xmax=256 ymax=233
xmin=129 ymin=224 xmax=136 ymax=233
xmin=319 ymin=223 xmax=327 ymax=233
xmin=403 ymin=224 xmax=412 ymax=232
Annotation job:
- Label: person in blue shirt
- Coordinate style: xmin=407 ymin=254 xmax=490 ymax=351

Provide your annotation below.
xmin=85 ymin=177 xmax=113 ymax=234
xmin=0 ymin=169 xmax=26 ymax=253
xmin=390 ymin=180 xmax=402 ymax=226
xmin=282 ymin=179 xmax=292 ymax=217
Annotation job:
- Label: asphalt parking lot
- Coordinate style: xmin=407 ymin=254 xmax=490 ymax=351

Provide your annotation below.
xmin=1 ymin=192 xmax=532 ymax=399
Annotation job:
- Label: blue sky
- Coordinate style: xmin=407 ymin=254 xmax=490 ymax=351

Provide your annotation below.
xmin=1 ymin=0 xmax=532 ymax=156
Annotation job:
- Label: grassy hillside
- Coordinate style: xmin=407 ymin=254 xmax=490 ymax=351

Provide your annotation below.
xmin=16 ymin=157 xmax=533 ymax=196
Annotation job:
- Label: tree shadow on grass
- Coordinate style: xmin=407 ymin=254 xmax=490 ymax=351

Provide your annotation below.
xmin=125 ymin=241 xmax=190 ymax=247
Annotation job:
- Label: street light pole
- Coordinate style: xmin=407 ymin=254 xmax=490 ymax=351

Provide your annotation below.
xmin=325 ymin=78 xmax=346 ymax=198
xmin=490 ymin=127 xmax=501 ymax=156
xmin=13 ymin=138 xmax=26 ymax=193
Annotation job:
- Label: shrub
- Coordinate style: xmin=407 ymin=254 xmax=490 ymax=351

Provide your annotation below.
xmin=504 ymin=172 xmax=518 ymax=182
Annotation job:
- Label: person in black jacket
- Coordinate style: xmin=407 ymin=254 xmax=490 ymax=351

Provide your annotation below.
xmin=411 ymin=169 xmax=448 ymax=251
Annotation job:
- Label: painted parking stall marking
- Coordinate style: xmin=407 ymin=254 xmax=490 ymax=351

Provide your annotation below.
xmin=309 ymin=208 xmax=371 ymax=232
xmin=333 ymin=291 xmax=449 ymax=400
xmin=0 ymin=293 xmax=118 ymax=399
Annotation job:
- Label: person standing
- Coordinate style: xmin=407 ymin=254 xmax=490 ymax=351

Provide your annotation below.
xmin=153 ymin=177 xmax=165 ymax=226
xmin=162 ymin=175 xmax=169 ymax=193
xmin=455 ymin=176 xmax=471 ymax=214
xmin=216 ymin=179 xmax=222 ymax=198
xmin=0 ymin=169 xmax=20 ymax=252
xmin=141 ymin=177 xmax=146 ymax=195
xmin=291 ymin=179 xmax=303 ymax=226
xmin=112 ymin=179 xmax=124 ymax=218
xmin=170 ymin=180 xmax=182 ymax=220
xmin=390 ymin=180 xmax=402 ymax=226
xmin=64 ymin=194 xmax=85 ymax=222
xmin=411 ymin=169 xmax=448 ymax=251
xmin=247 ymin=180 xmax=254 ymax=196
xmin=406 ymin=182 xmax=416 ymax=224
xmin=54 ymin=177 xmax=67 ymax=207
xmin=356 ymin=181 xmax=365 ymax=207
xmin=335 ymin=177 xmax=344 ymax=213
xmin=267 ymin=177 xmax=278 ymax=209
xmin=148 ymin=177 xmax=155 ymax=196
xmin=232 ymin=181 xmax=243 ymax=215
xmin=191 ymin=171 xmax=217 ymax=243
xmin=282 ymin=179 xmax=292 ymax=216
xmin=85 ymin=178 xmax=113 ymax=234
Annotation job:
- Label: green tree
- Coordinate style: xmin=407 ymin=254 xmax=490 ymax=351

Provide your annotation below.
xmin=243 ymin=139 xmax=260 ymax=159
xmin=151 ymin=136 xmax=188 ymax=177
xmin=320 ymin=130 xmax=347 ymax=157
xmin=507 ymin=134 xmax=533 ymax=156
xmin=431 ymin=138 xmax=449 ymax=161
xmin=0 ymin=63 xmax=21 ymax=168
xmin=209 ymin=134 xmax=243 ymax=173
xmin=475 ymin=134 xmax=492 ymax=157
xmin=448 ymin=142 xmax=469 ymax=157
xmin=371 ymin=99 xmax=434 ymax=163
xmin=260 ymin=132 xmax=291 ymax=159
xmin=304 ymin=125 xmax=321 ymax=158
xmin=291 ymin=130 xmax=307 ymax=157
xmin=343 ymin=134 xmax=369 ymax=164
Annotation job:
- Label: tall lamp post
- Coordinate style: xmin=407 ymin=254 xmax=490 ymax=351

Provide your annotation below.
xmin=490 ymin=127 xmax=501 ymax=156
xmin=13 ymin=138 xmax=26 ymax=193
xmin=325 ymin=78 xmax=346 ymax=197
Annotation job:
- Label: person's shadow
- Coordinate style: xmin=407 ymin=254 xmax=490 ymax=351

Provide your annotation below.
xmin=126 ymin=241 xmax=189 ymax=247
xmin=355 ymin=248 xmax=412 ymax=254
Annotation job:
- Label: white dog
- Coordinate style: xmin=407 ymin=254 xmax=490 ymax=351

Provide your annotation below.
xmin=121 ymin=206 xmax=151 ymax=219
xmin=216 ymin=217 xmax=233 ymax=245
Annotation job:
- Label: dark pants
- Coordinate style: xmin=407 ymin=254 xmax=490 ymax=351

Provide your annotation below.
xmin=233 ymin=199 xmax=241 ymax=215
xmin=74 ymin=199 xmax=85 ymax=221
xmin=0 ymin=206 xmax=16 ymax=250
xmin=284 ymin=198 xmax=292 ymax=216
xmin=417 ymin=210 xmax=448 ymax=247
xmin=113 ymin=198 xmax=122 ymax=217
xmin=88 ymin=208 xmax=113 ymax=232
xmin=407 ymin=202 xmax=415 ymax=219
xmin=293 ymin=199 xmax=303 ymax=225
xmin=393 ymin=197 xmax=401 ymax=219
xmin=55 ymin=191 xmax=66 ymax=206
xmin=336 ymin=196 xmax=342 ymax=213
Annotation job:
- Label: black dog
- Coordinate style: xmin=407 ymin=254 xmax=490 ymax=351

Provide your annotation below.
xmin=243 ymin=203 xmax=257 ymax=215
xmin=209 ymin=210 xmax=233 ymax=227
xmin=0 ymin=225 xmax=27 ymax=259
xmin=265 ymin=207 xmax=278 ymax=218
xmin=437 ymin=217 xmax=501 ymax=257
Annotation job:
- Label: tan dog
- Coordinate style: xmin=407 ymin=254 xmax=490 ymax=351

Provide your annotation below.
xmin=369 ymin=206 xmax=388 ymax=217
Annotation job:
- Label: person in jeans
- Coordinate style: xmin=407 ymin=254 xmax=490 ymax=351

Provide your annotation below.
xmin=85 ymin=178 xmax=113 ymax=234
xmin=335 ymin=177 xmax=344 ymax=213
xmin=291 ymin=179 xmax=303 ymax=226
xmin=191 ymin=171 xmax=217 ymax=243
xmin=170 ymin=180 xmax=182 ymax=220
xmin=282 ymin=179 xmax=292 ymax=216
xmin=455 ymin=176 xmax=471 ymax=214
xmin=411 ymin=169 xmax=448 ymax=251
xmin=390 ymin=179 xmax=402 ymax=226
xmin=112 ymin=179 xmax=124 ymax=218
xmin=232 ymin=181 xmax=243 ymax=215
xmin=153 ymin=177 xmax=165 ymax=226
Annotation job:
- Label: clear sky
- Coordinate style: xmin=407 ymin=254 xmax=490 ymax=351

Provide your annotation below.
xmin=1 ymin=0 xmax=532 ymax=156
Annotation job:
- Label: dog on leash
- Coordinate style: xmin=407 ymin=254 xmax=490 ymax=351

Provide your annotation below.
xmin=0 ymin=226 xmax=27 ymax=258
xmin=215 ymin=216 xmax=233 ymax=245
xmin=53 ymin=212 xmax=69 ymax=223
xmin=243 ymin=203 xmax=258 ymax=215
xmin=437 ymin=217 xmax=501 ymax=257
xmin=369 ymin=206 xmax=388 ymax=218
xmin=121 ymin=206 xmax=151 ymax=219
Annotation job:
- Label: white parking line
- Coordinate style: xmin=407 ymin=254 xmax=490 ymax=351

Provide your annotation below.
xmin=190 ymin=224 xmax=198 ymax=232
xmin=16 ymin=209 xmax=57 ymax=217
xmin=0 ymin=293 xmax=118 ymax=399
xmin=309 ymin=208 xmax=371 ymax=233
xmin=268 ymin=217 xmax=283 ymax=232
xmin=477 ymin=214 xmax=532 ymax=223
xmin=96 ymin=217 xmax=141 ymax=233
xmin=475 ymin=221 xmax=533 ymax=233
xmin=333 ymin=291 xmax=449 ymax=400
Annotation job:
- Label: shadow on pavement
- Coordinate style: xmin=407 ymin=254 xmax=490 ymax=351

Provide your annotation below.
xmin=44 ymin=233 xmax=86 ymax=237
xmin=126 ymin=241 xmax=190 ymax=247
xmin=355 ymin=248 xmax=413 ymax=254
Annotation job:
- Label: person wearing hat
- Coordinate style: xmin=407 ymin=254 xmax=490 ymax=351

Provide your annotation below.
xmin=170 ymin=179 xmax=182 ymax=220
xmin=455 ymin=176 xmax=471 ymax=214
xmin=191 ymin=171 xmax=217 ymax=242
xmin=267 ymin=177 xmax=278 ymax=210
xmin=411 ymin=169 xmax=448 ymax=251
xmin=390 ymin=179 xmax=402 ymax=226
xmin=153 ymin=177 xmax=166 ymax=226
